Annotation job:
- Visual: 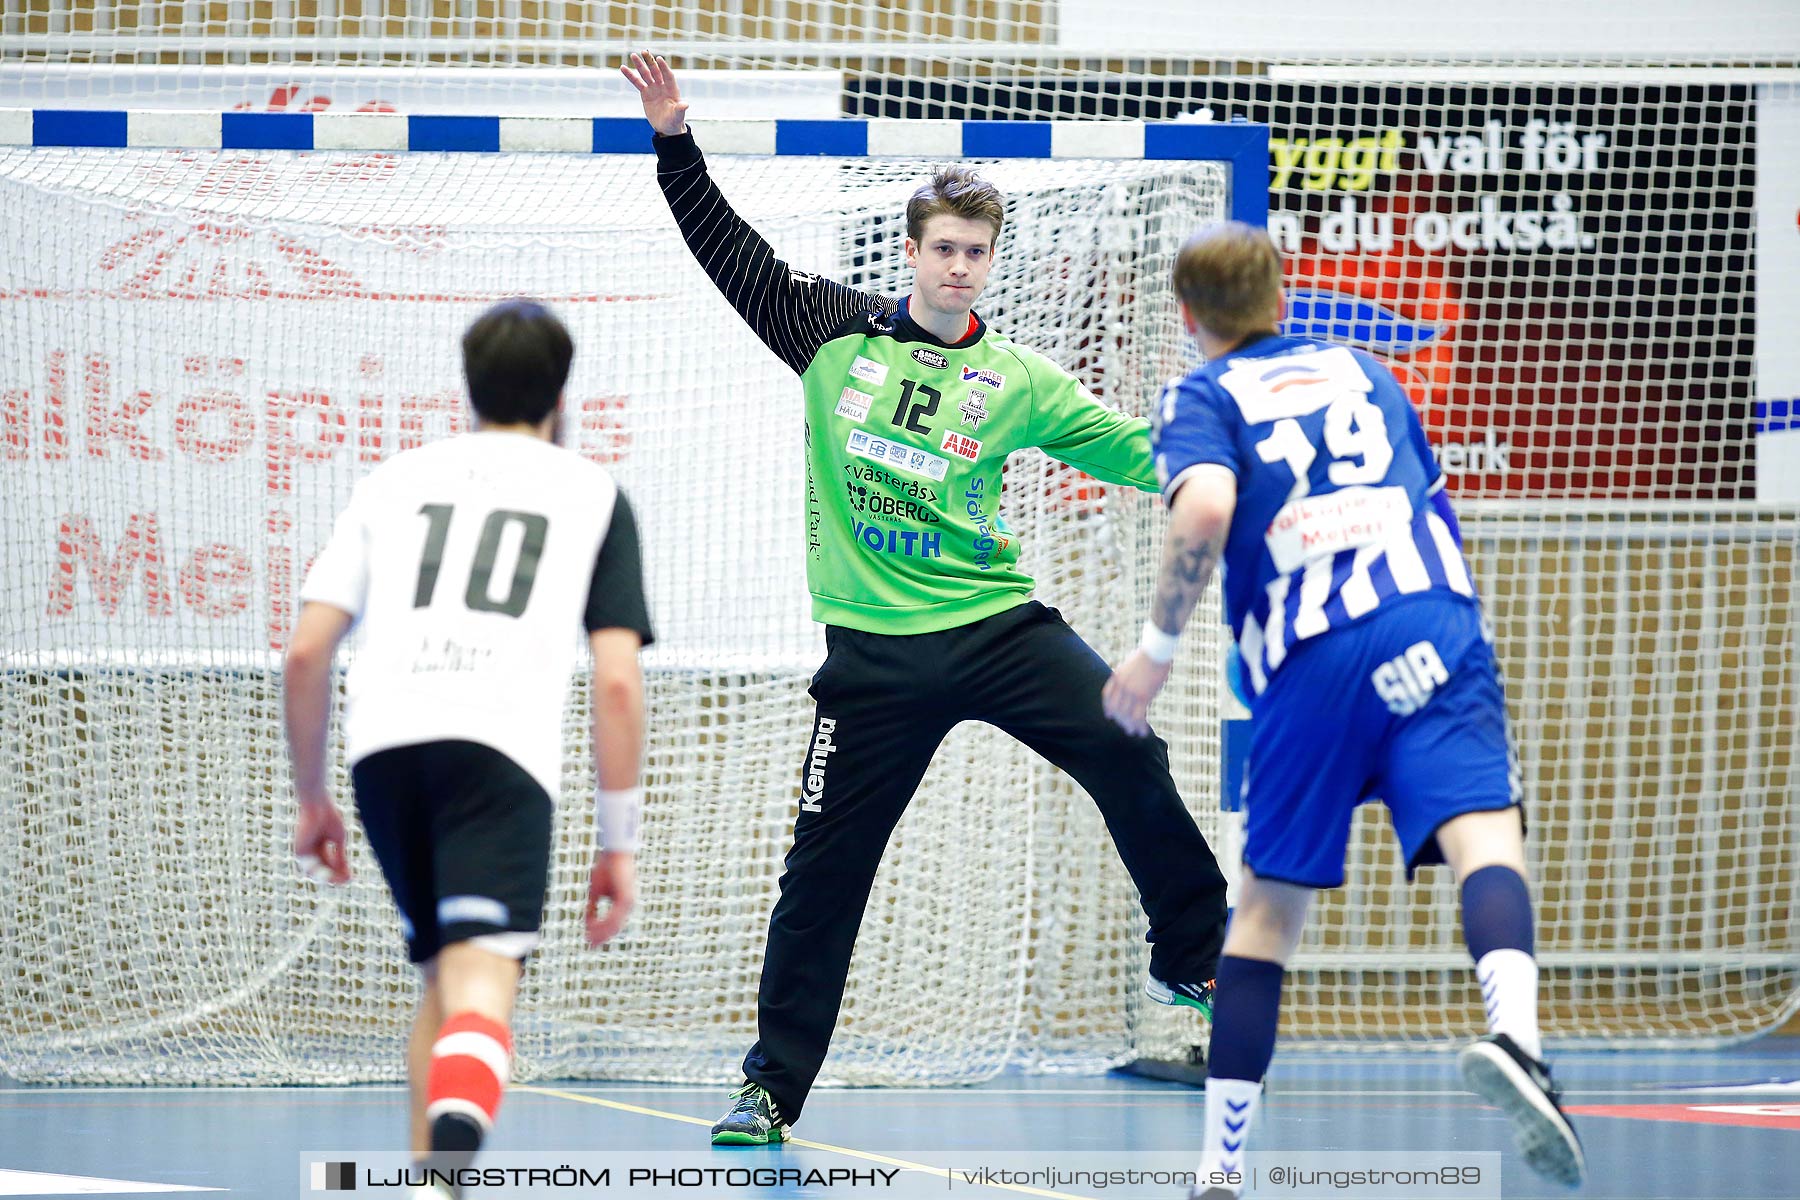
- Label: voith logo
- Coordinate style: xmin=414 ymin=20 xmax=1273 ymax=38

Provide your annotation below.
xmin=960 ymin=366 xmax=1005 ymax=389
xmin=911 ymin=347 xmax=950 ymax=369
xmin=851 ymin=520 xmax=943 ymax=560
xmin=800 ymin=717 xmax=839 ymax=812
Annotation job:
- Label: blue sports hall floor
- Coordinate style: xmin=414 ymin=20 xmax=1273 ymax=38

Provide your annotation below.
xmin=3 ymin=1040 xmax=1796 ymax=1199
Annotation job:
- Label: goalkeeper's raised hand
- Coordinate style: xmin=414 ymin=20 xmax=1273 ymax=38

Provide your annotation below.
xmin=622 ymin=51 xmax=689 ymax=137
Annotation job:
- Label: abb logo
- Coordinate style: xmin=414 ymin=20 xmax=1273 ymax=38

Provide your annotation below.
xmin=939 ymin=430 xmax=980 ymax=461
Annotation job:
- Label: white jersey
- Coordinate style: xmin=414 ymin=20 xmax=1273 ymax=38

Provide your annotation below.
xmin=301 ymin=432 xmax=633 ymax=798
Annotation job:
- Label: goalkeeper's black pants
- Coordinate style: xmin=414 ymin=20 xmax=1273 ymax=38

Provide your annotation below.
xmin=742 ymin=600 xmax=1230 ymax=1122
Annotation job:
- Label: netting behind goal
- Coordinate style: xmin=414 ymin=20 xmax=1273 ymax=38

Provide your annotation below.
xmin=7 ymin=0 xmax=1795 ymax=70
xmin=0 ymin=142 xmax=1234 ymax=1084
xmin=3 ymin=134 xmax=1793 ymax=1090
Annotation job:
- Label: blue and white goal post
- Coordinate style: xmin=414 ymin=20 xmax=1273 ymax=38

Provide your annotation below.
xmin=0 ymin=108 xmax=1266 ymax=217
xmin=0 ymin=111 xmax=1263 ymax=1086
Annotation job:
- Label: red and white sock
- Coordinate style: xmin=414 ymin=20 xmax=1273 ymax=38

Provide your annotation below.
xmin=425 ymin=1012 xmax=512 ymax=1145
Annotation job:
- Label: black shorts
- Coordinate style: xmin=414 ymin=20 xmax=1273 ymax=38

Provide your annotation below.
xmin=352 ymin=739 xmax=554 ymax=965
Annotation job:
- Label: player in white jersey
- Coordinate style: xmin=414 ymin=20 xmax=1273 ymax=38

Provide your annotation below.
xmin=284 ymin=301 xmax=655 ymax=1199
xmin=1102 ymin=224 xmax=1584 ymax=1196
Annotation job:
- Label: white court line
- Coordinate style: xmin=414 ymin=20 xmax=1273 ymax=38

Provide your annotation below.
xmin=0 ymin=1083 xmax=1774 ymax=1099
xmin=1671 ymin=1081 xmax=1800 ymax=1096
xmin=518 ymin=1085 xmax=1090 ymax=1200
xmin=0 ymin=1169 xmax=221 ymax=1195
xmin=519 ymin=1083 xmax=1796 ymax=1099
xmin=0 ymin=1085 xmax=408 ymax=1095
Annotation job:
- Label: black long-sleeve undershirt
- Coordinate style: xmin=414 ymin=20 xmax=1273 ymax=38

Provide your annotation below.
xmin=652 ymin=130 xmax=892 ymax=375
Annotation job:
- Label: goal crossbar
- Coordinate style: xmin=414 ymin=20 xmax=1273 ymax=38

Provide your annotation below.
xmin=0 ymin=108 xmax=1270 ymax=228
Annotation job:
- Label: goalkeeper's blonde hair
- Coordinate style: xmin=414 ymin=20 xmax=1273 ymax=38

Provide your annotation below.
xmin=1173 ymin=221 xmax=1284 ymax=343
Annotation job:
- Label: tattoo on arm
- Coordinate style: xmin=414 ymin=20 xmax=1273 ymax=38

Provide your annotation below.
xmin=1150 ymin=530 xmax=1222 ymax=636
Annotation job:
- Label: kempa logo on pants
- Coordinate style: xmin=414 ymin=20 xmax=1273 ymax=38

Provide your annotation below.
xmin=800 ymin=717 xmax=838 ymax=812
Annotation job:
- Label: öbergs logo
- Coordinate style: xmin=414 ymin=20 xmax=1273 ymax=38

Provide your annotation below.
xmin=911 ymin=347 xmax=950 ymax=369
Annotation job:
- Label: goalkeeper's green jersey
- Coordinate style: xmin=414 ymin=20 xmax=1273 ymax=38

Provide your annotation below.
xmin=655 ymin=131 xmax=1159 ymax=634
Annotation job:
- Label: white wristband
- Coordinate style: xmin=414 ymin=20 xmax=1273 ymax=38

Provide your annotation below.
xmin=595 ymin=787 xmax=643 ymax=853
xmin=1139 ymin=620 xmax=1180 ymax=665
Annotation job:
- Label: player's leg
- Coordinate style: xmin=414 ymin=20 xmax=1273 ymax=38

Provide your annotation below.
xmin=410 ymin=741 xmax=554 ymax=1181
xmin=408 ymin=966 xmax=445 ymax=1155
xmin=1437 ymin=807 xmax=1585 ymax=1182
xmin=1191 ymin=870 xmax=1311 ymax=1200
xmin=1188 ymin=629 xmax=1373 ymax=1200
xmin=974 ymin=602 xmax=1228 ymax=998
xmin=1377 ymin=603 xmax=1583 ymax=1187
xmin=352 ymin=747 xmax=449 ymax=1161
xmin=718 ymin=628 xmax=954 ymax=1143
xmin=419 ymin=943 xmax=524 ymax=1175
xmin=1437 ymin=808 xmax=1538 ymax=1056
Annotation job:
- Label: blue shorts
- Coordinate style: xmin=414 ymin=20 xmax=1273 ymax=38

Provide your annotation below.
xmin=1241 ymin=594 xmax=1520 ymax=889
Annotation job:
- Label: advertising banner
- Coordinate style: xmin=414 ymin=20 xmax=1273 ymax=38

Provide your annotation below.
xmin=0 ymin=150 xmax=825 ymax=663
xmin=1195 ymin=81 xmax=1758 ymax=499
xmin=848 ymin=78 xmax=1761 ymax=499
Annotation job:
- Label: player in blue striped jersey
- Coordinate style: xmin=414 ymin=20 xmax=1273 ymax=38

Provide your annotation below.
xmin=1102 ymin=223 xmax=1584 ymax=1197
xmin=1158 ymin=338 xmax=1473 ymax=698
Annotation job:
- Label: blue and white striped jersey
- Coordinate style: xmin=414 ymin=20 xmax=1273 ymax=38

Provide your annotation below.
xmin=1153 ymin=333 xmax=1475 ymax=697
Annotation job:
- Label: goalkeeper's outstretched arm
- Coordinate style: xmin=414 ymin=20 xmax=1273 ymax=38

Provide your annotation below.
xmin=622 ymin=51 xmax=885 ymax=375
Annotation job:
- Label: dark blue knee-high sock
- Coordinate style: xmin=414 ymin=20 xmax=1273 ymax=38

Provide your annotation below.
xmin=1199 ymin=955 xmax=1284 ymax=1184
xmin=1461 ymin=864 xmax=1534 ymax=960
xmin=1461 ymin=864 xmax=1542 ymax=1060
xmin=1206 ymin=955 xmax=1284 ymax=1083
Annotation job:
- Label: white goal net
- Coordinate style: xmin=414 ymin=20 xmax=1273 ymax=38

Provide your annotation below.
xmin=0 ymin=143 xmax=1233 ymax=1084
xmin=2 ymin=0 xmax=1798 ymax=1083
